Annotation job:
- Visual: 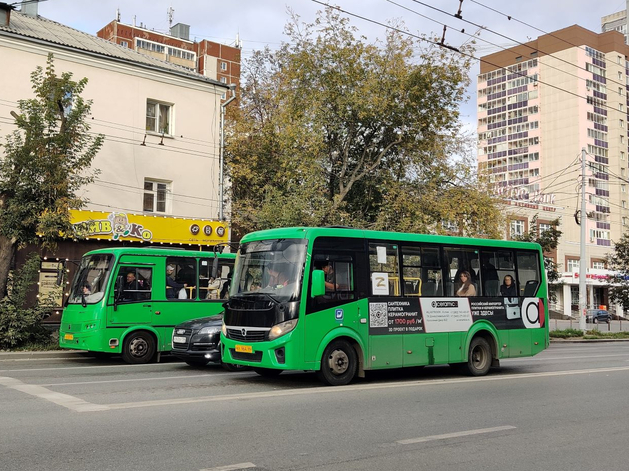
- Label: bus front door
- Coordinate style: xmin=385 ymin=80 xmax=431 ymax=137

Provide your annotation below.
xmin=108 ymin=265 xmax=154 ymax=325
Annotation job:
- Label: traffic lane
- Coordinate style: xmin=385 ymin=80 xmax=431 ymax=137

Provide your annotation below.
xmin=2 ymin=363 xmax=629 ymax=471
xmin=3 ymin=343 xmax=629 ymax=406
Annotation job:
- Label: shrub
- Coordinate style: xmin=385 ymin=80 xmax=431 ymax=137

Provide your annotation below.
xmin=0 ymin=253 xmax=50 ymax=349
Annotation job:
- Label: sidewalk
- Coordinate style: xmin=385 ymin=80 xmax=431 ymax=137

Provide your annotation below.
xmin=0 ymin=350 xmax=87 ymax=360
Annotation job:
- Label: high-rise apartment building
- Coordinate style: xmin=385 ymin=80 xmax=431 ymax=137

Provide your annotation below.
xmin=97 ymin=19 xmax=240 ymax=98
xmin=602 ymin=10 xmax=627 ymax=43
xmin=477 ymin=26 xmax=629 ymax=317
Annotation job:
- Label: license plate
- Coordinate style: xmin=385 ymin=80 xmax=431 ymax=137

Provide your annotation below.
xmin=64 ymin=334 xmax=74 ymax=340
xmin=235 ymin=344 xmax=252 ymax=353
xmin=173 ymin=336 xmax=186 ymax=343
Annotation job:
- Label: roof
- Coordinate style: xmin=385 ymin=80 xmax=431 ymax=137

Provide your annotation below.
xmin=0 ymin=9 xmax=227 ymax=88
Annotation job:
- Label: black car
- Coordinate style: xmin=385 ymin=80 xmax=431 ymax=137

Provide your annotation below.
xmin=585 ymin=309 xmax=611 ymax=324
xmin=171 ymin=315 xmax=244 ymax=371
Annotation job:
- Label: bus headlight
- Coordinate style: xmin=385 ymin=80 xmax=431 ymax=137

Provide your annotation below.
xmin=221 ymin=321 xmax=227 ymax=336
xmin=268 ymin=319 xmax=298 ymax=341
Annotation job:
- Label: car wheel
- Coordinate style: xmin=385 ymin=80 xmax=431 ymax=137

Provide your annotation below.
xmin=121 ymin=331 xmax=156 ymax=364
xmin=253 ymin=367 xmax=283 ymax=377
xmin=465 ymin=337 xmax=492 ymax=376
xmin=185 ymin=359 xmax=209 ymax=367
xmin=593 ymin=317 xmax=598 ymax=324
xmin=222 ymin=362 xmax=247 ymax=372
xmin=317 ymin=339 xmax=357 ymax=386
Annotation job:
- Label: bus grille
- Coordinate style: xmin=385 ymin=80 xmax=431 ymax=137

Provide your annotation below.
xmin=230 ymin=349 xmax=263 ymax=362
xmin=226 ymin=328 xmax=267 ymax=342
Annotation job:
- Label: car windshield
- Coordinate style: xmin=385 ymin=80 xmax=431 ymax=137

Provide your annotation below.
xmin=68 ymin=254 xmax=113 ymax=305
xmin=230 ymin=238 xmax=307 ymax=302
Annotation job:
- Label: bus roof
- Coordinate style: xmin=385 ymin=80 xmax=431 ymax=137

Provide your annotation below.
xmin=81 ymin=247 xmax=236 ymax=258
xmin=239 ymin=227 xmax=542 ymax=252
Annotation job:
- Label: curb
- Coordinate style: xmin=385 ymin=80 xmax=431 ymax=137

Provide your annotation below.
xmin=0 ymin=350 xmax=88 ymax=360
xmin=550 ymin=338 xmax=629 ymax=343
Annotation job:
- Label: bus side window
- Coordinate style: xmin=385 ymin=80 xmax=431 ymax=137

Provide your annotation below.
xmin=516 ymin=251 xmax=540 ymax=296
xmin=115 ymin=266 xmax=152 ymax=302
xmin=369 ymin=242 xmax=400 ymax=296
xmin=401 ymin=245 xmax=442 ymax=297
xmin=166 ymin=257 xmax=198 ymax=300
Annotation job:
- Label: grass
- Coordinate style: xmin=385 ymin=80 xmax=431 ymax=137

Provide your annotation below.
xmin=550 ymin=328 xmax=629 ymax=340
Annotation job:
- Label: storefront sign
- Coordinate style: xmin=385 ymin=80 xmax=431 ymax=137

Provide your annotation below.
xmin=70 ymin=210 xmax=229 ymax=246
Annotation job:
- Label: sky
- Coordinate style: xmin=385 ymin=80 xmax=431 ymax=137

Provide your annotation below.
xmin=32 ymin=0 xmax=626 ymax=131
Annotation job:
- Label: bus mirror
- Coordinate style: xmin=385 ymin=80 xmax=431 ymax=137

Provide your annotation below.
xmin=311 ymin=270 xmax=326 ymax=298
xmin=211 ymin=257 xmax=219 ymax=279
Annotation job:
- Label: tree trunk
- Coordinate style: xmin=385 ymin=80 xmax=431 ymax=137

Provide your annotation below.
xmin=0 ymin=235 xmax=16 ymax=299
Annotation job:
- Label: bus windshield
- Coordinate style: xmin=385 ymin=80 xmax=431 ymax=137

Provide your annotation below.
xmin=230 ymin=238 xmax=307 ymax=302
xmin=68 ymin=254 xmax=113 ymax=305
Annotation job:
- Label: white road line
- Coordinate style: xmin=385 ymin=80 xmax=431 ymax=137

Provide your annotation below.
xmin=200 ymin=463 xmax=256 ymax=471
xmin=39 ymin=373 xmax=215 ymax=387
xmin=397 ymin=425 xmax=516 ymax=445
xmin=101 ymin=365 xmax=629 ymax=412
xmin=0 ymin=376 xmax=107 ymax=412
xmin=506 ymin=354 xmax=629 ymax=362
xmin=0 ymin=362 xmax=176 ymax=373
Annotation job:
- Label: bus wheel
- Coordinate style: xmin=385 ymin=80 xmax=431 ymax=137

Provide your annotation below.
xmin=253 ymin=367 xmax=283 ymax=377
xmin=466 ymin=337 xmax=492 ymax=376
xmin=317 ymin=339 xmax=357 ymax=386
xmin=121 ymin=331 xmax=156 ymax=364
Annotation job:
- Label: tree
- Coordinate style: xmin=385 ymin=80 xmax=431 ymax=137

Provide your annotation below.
xmin=0 ymin=54 xmax=104 ymax=298
xmin=607 ymin=234 xmax=629 ymax=313
xmin=227 ymin=8 xmax=502 ymax=237
xmin=514 ymin=217 xmax=562 ymax=303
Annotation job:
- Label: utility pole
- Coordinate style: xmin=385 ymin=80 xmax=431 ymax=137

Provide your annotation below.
xmin=219 ymin=84 xmax=237 ymax=221
xmin=579 ymin=148 xmax=587 ymax=332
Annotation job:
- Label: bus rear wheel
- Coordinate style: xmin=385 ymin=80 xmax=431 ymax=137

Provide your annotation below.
xmin=466 ymin=337 xmax=492 ymax=376
xmin=121 ymin=331 xmax=156 ymax=364
xmin=317 ymin=339 xmax=357 ymax=386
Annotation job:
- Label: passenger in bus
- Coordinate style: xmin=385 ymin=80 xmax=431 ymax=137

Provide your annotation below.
xmin=82 ymin=283 xmax=91 ymax=295
xmin=123 ymin=272 xmax=140 ymax=301
xmin=266 ymin=265 xmax=289 ymax=288
xmin=500 ymin=275 xmax=517 ymax=297
xmin=456 ymin=271 xmax=476 ymax=297
xmin=166 ymin=265 xmax=188 ymax=299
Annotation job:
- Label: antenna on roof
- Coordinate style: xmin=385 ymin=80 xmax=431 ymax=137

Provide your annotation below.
xmin=167 ymin=5 xmax=174 ymax=30
xmin=116 ymin=8 xmax=120 ymax=22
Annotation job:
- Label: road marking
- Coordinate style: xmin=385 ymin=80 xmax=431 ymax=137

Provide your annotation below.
xmin=0 ymin=376 xmax=108 ymax=412
xmin=0 ymin=362 xmax=176 ymax=373
xmin=101 ymin=365 xmax=629 ymax=411
xmin=39 ymin=373 xmax=215 ymax=387
xmin=506 ymin=353 xmax=629 ymax=362
xmin=397 ymin=425 xmax=516 ymax=445
xmin=200 ymin=463 xmax=256 ymax=471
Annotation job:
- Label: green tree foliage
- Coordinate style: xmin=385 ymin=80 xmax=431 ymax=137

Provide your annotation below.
xmin=0 ymin=253 xmax=51 ymax=349
xmin=227 ymin=9 xmax=502 ymax=236
xmin=607 ymin=234 xmax=629 ymax=311
xmin=0 ymin=54 xmax=103 ymax=297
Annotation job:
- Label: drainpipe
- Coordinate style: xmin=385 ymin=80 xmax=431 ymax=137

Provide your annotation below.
xmin=219 ymin=84 xmax=237 ymax=221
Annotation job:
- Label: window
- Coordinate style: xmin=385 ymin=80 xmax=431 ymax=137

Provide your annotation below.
xmin=620 ymin=104 xmax=624 ymax=112
xmin=622 ymin=151 xmax=625 ymax=161
xmin=400 ymin=245 xmax=442 ymax=296
xmin=114 ymin=266 xmax=152 ymax=302
xmin=538 ymin=223 xmax=551 ymax=234
xmin=143 ymin=179 xmax=170 ymax=213
xmin=199 ymin=257 xmax=234 ymax=300
xmin=166 ymin=257 xmax=197 ymax=300
xmin=220 ymin=77 xmax=227 ymax=84
xmin=220 ymin=61 xmax=227 ymax=71
xmin=510 ymin=220 xmax=525 ymax=238
xmin=567 ymin=259 xmax=580 ymax=272
xmin=369 ymin=242 xmax=400 ymax=296
xmin=444 ymin=247 xmax=480 ymax=297
xmin=592 ymin=261 xmax=605 ymax=270
xmin=146 ymin=100 xmax=172 ymax=134
xmin=120 ymin=40 xmax=128 ymax=48
xmin=517 ymin=251 xmax=540 ymax=296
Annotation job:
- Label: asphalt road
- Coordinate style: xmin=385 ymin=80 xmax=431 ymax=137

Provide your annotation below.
xmin=1 ymin=342 xmax=629 ymax=471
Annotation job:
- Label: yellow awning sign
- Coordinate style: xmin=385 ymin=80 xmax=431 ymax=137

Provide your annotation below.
xmin=70 ymin=210 xmax=228 ymax=246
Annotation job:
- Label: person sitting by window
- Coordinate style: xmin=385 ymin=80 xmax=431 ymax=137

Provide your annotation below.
xmin=123 ymin=272 xmax=140 ymax=301
xmin=500 ymin=274 xmax=517 ymax=297
xmin=166 ymin=265 xmax=188 ymax=299
xmin=456 ymin=271 xmax=476 ymax=297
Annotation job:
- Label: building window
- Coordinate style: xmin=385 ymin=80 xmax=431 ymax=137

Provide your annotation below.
xmin=622 ymin=184 xmax=626 ymax=193
xmin=538 ymin=222 xmax=551 ymax=234
xmin=620 ymin=103 xmax=624 ymax=112
xmin=220 ymin=61 xmax=227 ymax=71
xmin=143 ymin=179 xmax=170 ymax=213
xmin=146 ymin=100 xmax=172 ymax=135
xmin=567 ymin=259 xmax=579 ymax=272
xmin=510 ymin=220 xmax=525 ymax=238
xmin=622 ymin=151 xmax=626 ymax=161
xmin=220 ymin=77 xmax=227 ymax=84
xmin=592 ymin=261 xmax=605 ymax=270
xmin=120 ymin=40 xmax=128 ymax=48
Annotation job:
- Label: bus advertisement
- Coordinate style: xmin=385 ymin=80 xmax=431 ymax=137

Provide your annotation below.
xmin=220 ymin=227 xmax=549 ymax=385
xmin=59 ymin=247 xmax=235 ymax=363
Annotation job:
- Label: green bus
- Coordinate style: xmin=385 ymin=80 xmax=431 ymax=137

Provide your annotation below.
xmin=220 ymin=227 xmax=549 ymax=385
xmin=59 ymin=247 xmax=235 ymax=363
